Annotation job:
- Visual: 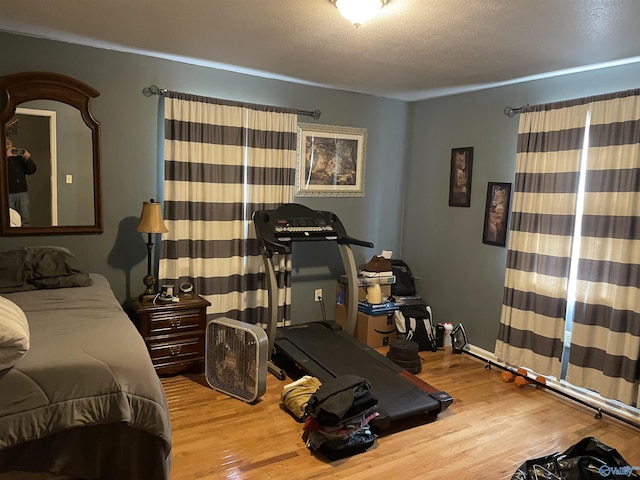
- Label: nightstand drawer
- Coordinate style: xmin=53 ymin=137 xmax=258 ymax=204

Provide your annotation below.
xmin=147 ymin=336 xmax=203 ymax=365
xmin=147 ymin=308 xmax=203 ymax=336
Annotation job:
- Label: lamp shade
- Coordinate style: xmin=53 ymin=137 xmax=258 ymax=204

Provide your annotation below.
xmin=333 ymin=0 xmax=388 ymax=25
xmin=136 ymin=200 xmax=169 ymax=234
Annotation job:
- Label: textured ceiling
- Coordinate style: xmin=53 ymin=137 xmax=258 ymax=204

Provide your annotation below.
xmin=1 ymin=0 xmax=640 ymax=101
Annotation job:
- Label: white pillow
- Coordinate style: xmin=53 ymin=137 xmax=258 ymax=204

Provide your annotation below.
xmin=0 ymin=295 xmax=30 ymax=371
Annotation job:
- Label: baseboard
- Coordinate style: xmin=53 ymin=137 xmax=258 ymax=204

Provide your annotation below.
xmin=465 ymin=344 xmax=640 ymax=429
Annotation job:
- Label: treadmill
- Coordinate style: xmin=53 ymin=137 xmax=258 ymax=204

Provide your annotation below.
xmin=252 ymin=203 xmax=452 ymax=428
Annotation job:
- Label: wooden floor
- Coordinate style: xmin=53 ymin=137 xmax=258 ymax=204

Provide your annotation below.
xmin=161 ymin=347 xmax=640 ymax=480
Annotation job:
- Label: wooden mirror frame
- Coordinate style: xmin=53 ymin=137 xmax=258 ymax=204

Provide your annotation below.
xmin=0 ymin=71 xmax=103 ymax=235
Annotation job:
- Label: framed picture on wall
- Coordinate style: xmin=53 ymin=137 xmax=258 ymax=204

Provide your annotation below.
xmin=482 ymin=182 xmax=512 ymax=247
xmin=295 ymin=122 xmax=366 ymax=197
xmin=448 ymin=146 xmax=474 ymax=207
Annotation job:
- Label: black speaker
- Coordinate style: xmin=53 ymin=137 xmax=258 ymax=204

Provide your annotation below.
xmin=435 ymin=324 xmax=445 ymax=348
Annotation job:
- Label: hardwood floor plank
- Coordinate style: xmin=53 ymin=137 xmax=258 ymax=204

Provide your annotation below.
xmin=163 ymin=348 xmax=640 ymax=479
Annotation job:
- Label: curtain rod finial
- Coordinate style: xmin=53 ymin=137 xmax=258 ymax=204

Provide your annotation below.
xmin=142 ymin=85 xmax=167 ymax=97
xmin=504 ymin=105 xmax=528 ymax=117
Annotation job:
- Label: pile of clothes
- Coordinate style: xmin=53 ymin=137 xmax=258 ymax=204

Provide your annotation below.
xmin=302 ymin=375 xmax=378 ymax=460
xmin=281 ymin=375 xmax=323 ymax=421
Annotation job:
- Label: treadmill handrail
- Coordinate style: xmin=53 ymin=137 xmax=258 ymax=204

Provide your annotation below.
xmin=339 ymin=235 xmax=374 ymax=249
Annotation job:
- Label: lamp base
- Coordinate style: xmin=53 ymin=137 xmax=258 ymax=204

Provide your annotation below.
xmin=139 ymin=274 xmax=157 ymax=302
xmin=139 ymin=293 xmax=157 ymax=302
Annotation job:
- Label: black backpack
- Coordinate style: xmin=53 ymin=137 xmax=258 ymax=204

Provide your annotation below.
xmin=393 ymin=304 xmax=437 ymax=352
xmin=390 ymin=259 xmax=417 ymax=297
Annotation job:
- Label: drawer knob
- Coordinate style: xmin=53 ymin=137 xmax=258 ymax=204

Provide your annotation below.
xmin=170 ymin=317 xmax=182 ymax=328
xmin=170 ymin=345 xmax=182 ymax=356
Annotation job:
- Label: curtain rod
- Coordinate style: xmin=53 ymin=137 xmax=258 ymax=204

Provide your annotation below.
xmin=460 ymin=347 xmax=640 ymax=431
xmin=142 ymin=84 xmax=321 ymax=120
xmin=503 ymin=105 xmax=527 ymax=117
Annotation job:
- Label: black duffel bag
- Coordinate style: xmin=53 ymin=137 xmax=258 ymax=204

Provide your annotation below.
xmin=511 ymin=437 xmax=639 ymax=480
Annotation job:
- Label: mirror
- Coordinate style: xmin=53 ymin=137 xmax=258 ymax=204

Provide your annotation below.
xmin=0 ymin=72 xmax=103 ymax=235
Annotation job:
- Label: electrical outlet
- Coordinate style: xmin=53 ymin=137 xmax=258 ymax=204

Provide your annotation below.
xmin=314 ymin=288 xmax=323 ymax=302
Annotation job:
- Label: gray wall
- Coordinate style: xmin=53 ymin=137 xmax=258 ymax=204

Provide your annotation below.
xmin=0 ymin=32 xmax=408 ymax=322
xmin=404 ymin=63 xmax=640 ymax=351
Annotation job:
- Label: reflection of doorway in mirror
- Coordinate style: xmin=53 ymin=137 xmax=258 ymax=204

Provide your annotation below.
xmin=13 ymin=108 xmax=58 ymax=226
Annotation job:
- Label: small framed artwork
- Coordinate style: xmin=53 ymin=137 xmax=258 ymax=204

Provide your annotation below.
xmin=482 ymin=182 xmax=512 ymax=247
xmin=448 ymin=147 xmax=474 ymax=207
xmin=295 ymin=122 xmax=366 ymax=197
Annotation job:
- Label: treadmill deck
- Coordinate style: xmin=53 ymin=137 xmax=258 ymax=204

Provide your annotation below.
xmin=274 ymin=321 xmax=449 ymax=428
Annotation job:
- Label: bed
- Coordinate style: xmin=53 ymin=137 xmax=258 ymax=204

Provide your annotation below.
xmin=0 ymin=247 xmax=171 ymax=480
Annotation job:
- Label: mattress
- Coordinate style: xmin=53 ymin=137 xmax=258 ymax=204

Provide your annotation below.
xmin=0 ymin=274 xmax=172 ymax=480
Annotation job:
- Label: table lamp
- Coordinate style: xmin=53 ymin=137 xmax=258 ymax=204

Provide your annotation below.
xmin=136 ymin=199 xmax=168 ymax=301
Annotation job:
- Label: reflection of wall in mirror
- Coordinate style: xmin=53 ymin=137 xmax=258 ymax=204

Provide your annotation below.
xmin=53 ymin=100 xmax=94 ymax=226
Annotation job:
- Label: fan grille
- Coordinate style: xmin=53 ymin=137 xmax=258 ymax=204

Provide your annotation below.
xmin=205 ymin=319 xmax=267 ymax=402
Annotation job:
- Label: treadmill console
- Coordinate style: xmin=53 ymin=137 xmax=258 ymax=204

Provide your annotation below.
xmin=253 ymin=203 xmax=372 ymax=255
xmin=274 ymin=216 xmax=337 ymax=239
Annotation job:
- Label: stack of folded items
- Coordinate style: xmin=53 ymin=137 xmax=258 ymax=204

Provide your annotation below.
xmin=386 ymin=339 xmax=422 ymax=374
xmin=357 ymin=299 xmax=398 ymax=315
xmin=302 ymin=375 xmax=378 ymax=460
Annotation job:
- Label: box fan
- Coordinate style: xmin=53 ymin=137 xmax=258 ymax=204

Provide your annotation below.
xmin=205 ymin=318 xmax=268 ymax=403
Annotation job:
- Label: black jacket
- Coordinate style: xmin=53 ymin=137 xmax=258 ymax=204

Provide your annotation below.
xmin=8 ymin=155 xmax=36 ymax=194
xmin=306 ymin=375 xmax=377 ymax=426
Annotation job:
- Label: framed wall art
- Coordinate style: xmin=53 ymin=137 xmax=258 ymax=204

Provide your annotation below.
xmin=482 ymin=182 xmax=512 ymax=247
xmin=448 ymin=146 xmax=474 ymax=207
xmin=295 ymin=122 xmax=366 ymax=197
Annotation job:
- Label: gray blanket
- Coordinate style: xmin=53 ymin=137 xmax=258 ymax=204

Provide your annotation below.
xmin=0 ymin=274 xmax=171 ymax=480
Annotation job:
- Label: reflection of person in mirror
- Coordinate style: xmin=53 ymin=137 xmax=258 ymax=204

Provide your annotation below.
xmin=6 ymin=138 xmax=36 ymax=225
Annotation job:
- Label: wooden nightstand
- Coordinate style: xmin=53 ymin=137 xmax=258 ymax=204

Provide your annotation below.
xmin=125 ymin=293 xmax=211 ymax=376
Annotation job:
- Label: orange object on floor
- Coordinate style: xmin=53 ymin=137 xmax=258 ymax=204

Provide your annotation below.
xmin=514 ymin=368 xmax=535 ymax=388
xmin=501 ymin=371 xmax=515 ymax=382
xmin=514 ymin=376 xmax=536 ymax=388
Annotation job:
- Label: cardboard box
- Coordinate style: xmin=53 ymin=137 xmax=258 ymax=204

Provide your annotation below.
xmin=356 ymin=311 xmax=396 ymax=348
xmin=335 ymin=304 xmax=396 ymax=348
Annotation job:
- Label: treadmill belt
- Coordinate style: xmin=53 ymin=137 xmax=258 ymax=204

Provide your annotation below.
xmin=274 ymin=322 xmax=441 ymax=427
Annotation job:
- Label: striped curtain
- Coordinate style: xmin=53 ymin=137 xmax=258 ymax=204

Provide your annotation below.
xmin=495 ymin=89 xmax=640 ymax=407
xmin=495 ymin=101 xmax=588 ymax=379
xmin=565 ymin=91 xmax=640 ymax=406
xmin=158 ymin=92 xmax=297 ymax=327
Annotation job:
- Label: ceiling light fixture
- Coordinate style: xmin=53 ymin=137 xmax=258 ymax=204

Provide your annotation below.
xmin=331 ymin=0 xmax=389 ymax=26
